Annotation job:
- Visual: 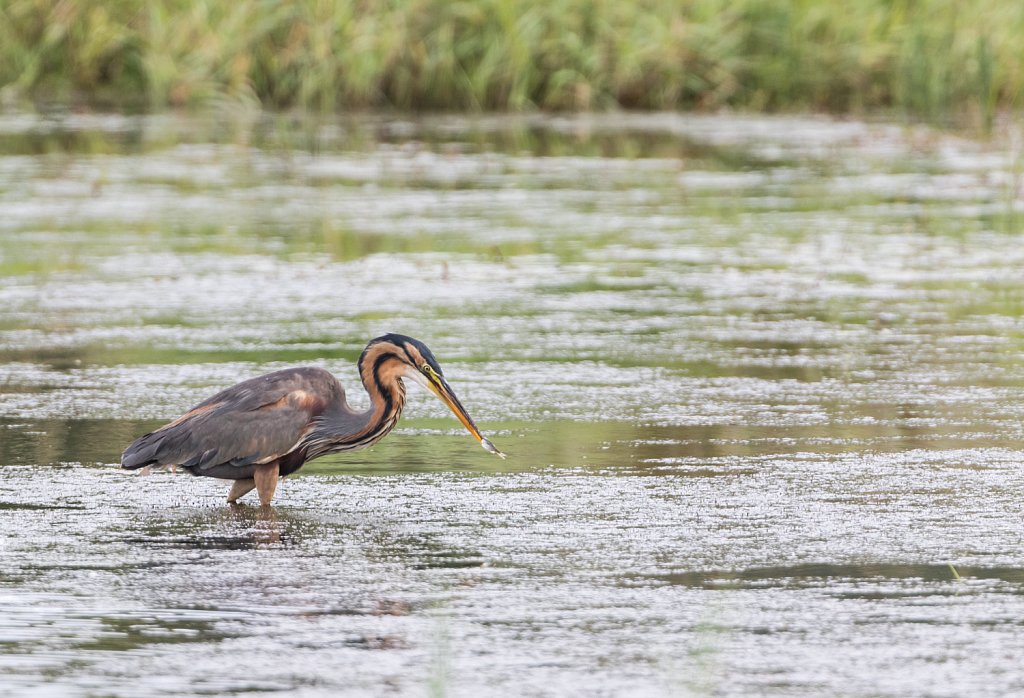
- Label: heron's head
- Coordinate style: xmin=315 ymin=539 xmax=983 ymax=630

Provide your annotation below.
xmin=359 ymin=334 xmax=505 ymax=458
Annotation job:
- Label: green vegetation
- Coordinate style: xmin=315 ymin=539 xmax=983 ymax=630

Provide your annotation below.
xmin=1 ymin=0 xmax=1022 ymax=122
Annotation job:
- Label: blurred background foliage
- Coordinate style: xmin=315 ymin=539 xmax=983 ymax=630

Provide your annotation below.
xmin=0 ymin=0 xmax=1021 ymax=124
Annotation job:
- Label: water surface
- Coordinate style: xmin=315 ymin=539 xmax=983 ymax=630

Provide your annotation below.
xmin=3 ymin=111 xmax=1024 ymax=696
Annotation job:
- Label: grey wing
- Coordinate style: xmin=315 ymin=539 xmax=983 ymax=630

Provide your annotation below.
xmin=121 ymin=368 xmax=338 ymax=475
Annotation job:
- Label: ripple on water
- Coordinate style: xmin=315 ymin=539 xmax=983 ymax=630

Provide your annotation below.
xmin=4 ymin=112 xmax=1024 ymax=696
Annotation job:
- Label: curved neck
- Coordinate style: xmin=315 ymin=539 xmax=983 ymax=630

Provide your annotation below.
xmin=356 ymin=347 xmax=407 ymax=439
xmin=303 ymin=340 xmax=413 ymax=459
xmin=326 ymin=342 xmax=409 ymax=454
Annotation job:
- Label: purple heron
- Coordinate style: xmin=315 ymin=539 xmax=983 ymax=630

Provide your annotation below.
xmin=121 ymin=334 xmax=504 ymax=505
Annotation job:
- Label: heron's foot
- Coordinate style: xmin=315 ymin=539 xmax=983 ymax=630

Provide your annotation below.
xmin=227 ymin=478 xmax=256 ymax=503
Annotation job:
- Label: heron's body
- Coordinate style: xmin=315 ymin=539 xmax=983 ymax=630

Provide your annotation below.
xmin=121 ymin=334 xmax=503 ymax=505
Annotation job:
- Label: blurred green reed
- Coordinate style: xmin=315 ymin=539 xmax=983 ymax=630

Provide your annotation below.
xmin=0 ymin=0 xmax=1020 ymax=125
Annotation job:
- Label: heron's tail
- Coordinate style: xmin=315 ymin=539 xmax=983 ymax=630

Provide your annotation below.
xmin=120 ymin=432 xmax=163 ymax=470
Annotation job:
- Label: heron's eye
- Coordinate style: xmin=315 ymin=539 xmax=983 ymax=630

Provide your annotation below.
xmin=421 ymin=364 xmax=432 ymax=374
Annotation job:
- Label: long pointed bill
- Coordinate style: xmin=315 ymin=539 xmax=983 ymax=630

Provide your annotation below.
xmin=426 ymin=375 xmax=506 ymax=459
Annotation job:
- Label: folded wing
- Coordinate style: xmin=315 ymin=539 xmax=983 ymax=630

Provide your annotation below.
xmin=121 ymin=368 xmax=340 ymax=476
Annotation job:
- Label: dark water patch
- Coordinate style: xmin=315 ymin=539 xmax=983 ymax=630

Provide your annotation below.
xmin=392 ymin=115 xmax=802 ymax=168
xmin=0 ymin=419 xmax=142 ymax=466
xmin=3 ymin=418 xmax=1023 ymax=479
xmin=644 ymin=563 xmax=1003 ymax=589
xmin=74 ymin=615 xmax=231 ymax=652
xmin=21 ymin=561 xmax=171 ymax=573
xmin=0 ymin=117 xmax=148 ymax=157
xmin=0 ymin=501 xmax=85 ymax=511
xmin=0 ymin=112 xmax=796 ymax=172
xmin=411 ymin=551 xmax=488 ymax=570
xmin=121 ymin=535 xmax=278 ymax=551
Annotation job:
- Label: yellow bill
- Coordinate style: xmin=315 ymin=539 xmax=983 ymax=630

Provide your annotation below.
xmin=426 ymin=374 xmax=507 ymax=459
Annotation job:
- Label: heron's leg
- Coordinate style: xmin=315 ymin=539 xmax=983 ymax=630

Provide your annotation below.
xmin=227 ymin=478 xmax=256 ymax=503
xmin=253 ymin=462 xmax=280 ymax=506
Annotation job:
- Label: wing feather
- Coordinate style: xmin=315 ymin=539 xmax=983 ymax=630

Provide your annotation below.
xmin=121 ymin=367 xmax=341 ymax=474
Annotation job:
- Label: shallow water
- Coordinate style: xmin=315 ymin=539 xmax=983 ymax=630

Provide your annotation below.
xmin=3 ymin=111 xmax=1024 ymax=696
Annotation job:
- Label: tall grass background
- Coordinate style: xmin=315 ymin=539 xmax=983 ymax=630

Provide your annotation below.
xmin=1 ymin=0 xmax=1021 ymax=123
